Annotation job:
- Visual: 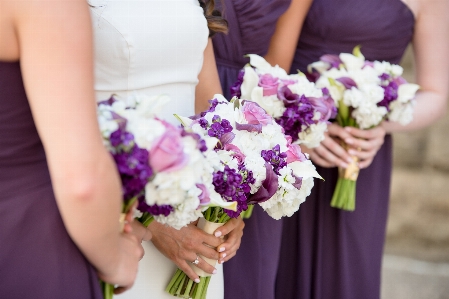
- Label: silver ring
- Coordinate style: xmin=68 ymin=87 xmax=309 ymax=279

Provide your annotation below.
xmin=191 ymin=255 xmax=200 ymax=265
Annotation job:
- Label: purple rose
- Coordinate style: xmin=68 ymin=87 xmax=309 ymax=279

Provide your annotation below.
xmin=224 ymin=144 xmax=246 ymax=164
xmin=258 ymin=74 xmax=280 ymax=96
xmin=196 ymin=184 xmax=211 ymax=206
xmin=242 ymin=101 xmax=273 ymax=125
xmin=285 ymin=139 xmax=307 ymax=163
xmin=149 ymin=121 xmax=187 ymax=173
xmin=308 ymin=95 xmax=337 ymax=122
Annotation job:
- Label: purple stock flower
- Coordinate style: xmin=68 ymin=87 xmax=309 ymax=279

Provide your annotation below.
xmin=261 ymin=145 xmax=288 ymax=175
xmin=230 ymin=69 xmax=245 ymax=98
xmin=212 ymin=165 xmax=254 ymax=218
xmin=110 ymin=129 xmax=134 ymax=148
xmin=199 ymin=118 xmax=209 ymax=129
xmin=112 ymin=146 xmax=153 ymax=201
xmin=378 ymin=80 xmax=399 ymax=110
xmin=138 ymin=197 xmax=174 ymax=217
xmin=276 ymin=95 xmax=315 ymax=143
xmin=379 ymin=73 xmax=390 ymax=81
xmin=207 ymin=116 xmax=233 ymax=139
xmin=200 ymin=98 xmax=220 ymax=117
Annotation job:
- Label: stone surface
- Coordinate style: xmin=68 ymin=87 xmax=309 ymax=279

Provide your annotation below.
xmin=382 ymin=255 xmax=449 ymax=299
xmin=426 ymin=115 xmax=449 ymax=171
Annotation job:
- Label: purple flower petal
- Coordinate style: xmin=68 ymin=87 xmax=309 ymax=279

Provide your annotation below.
xmin=220 ymin=132 xmax=236 ymax=146
xmin=292 ymin=175 xmax=303 ymax=190
xmin=320 ymin=54 xmax=342 ymax=68
xmin=235 ymin=122 xmax=262 ymax=133
xmin=247 ymin=163 xmax=279 ymax=204
xmin=336 ymin=77 xmax=358 ymax=89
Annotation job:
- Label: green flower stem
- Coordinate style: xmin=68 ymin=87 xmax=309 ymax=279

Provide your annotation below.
xmin=100 ymin=280 xmax=114 ymax=299
xmin=331 ymin=178 xmax=356 ymax=211
xmin=240 ymin=205 xmax=254 ymax=219
xmin=165 ymin=268 xmax=183 ymax=293
xmin=139 ymin=213 xmax=154 ymax=227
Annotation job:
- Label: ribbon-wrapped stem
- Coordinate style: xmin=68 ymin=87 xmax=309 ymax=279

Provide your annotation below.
xmin=166 ymin=210 xmax=228 ymax=299
xmin=330 ymin=143 xmax=359 ymax=211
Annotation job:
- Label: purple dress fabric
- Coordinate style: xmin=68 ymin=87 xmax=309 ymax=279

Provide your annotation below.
xmin=275 ymin=1 xmax=415 ymax=299
xmin=0 ymin=62 xmax=103 ymax=299
xmin=212 ymin=0 xmax=290 ymax=298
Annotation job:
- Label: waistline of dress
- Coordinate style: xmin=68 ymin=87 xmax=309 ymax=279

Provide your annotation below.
xmin=215 ymin=57 xmax=248 ymax=70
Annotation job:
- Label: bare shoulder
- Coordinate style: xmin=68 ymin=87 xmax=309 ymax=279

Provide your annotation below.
xmin=410 ymin=0 xmax=449 ymax=18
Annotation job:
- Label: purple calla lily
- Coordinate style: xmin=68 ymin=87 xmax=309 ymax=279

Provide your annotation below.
xmin=336 ymin=77 xmax=358 ymax=89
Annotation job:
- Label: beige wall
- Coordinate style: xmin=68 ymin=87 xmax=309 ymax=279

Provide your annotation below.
xmin=386 ymin=46 xmax=449 ymax=262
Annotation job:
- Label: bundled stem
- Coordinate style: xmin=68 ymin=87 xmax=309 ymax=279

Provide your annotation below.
xmin=166 ymin=207 xmax=229 ymax=298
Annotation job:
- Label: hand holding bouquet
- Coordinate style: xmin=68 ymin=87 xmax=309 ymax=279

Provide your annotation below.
xmin=97 ymin=94 xmax=236 ymax=298
xmin=309 ymin=46 xmax=419 ymax=211
xmin=166 ymin=95 xmax=321 ymax=299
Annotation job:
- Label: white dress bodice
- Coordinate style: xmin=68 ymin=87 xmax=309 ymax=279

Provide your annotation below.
xmin=90 ymin=0 xmax=208 ymax=123
xmin=89 ymin=1 xmax=224 ymax=298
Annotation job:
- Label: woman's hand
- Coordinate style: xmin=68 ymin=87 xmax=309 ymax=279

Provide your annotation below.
xmin=149 ymin=221 xmax=223 ymax=282
xmin=343 ymin=126 xmax=386 ymax=169
xmin=98 ymin=226 xmax=144 ymax=295
xmin=303 ymin=123 xmax=353 ymax=168
xmin=213 ymin=216 xmax=245 ymax=263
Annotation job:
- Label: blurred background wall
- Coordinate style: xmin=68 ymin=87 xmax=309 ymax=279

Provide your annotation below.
xmin=386 ymin=46 xmax=449 ymax=261
xmin=381 ymin=46 xmax=449 ymax=299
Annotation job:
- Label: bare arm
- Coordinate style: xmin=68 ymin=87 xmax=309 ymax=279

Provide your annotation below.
xmin=195 ymin=38 xmax=223 ymax=113
xmin=382 ymin=0 xmax=449 ymax=133
xmin=11 ymin=0 xmax=141 ymax=287
xmin=264 ymin=0 xmax=313 ymax=70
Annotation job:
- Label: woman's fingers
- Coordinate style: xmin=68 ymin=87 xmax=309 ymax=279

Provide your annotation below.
xmin=212 ymin=218 xmax=244 ymax=263
xmin=213 ymin=217 xmax=243 ymax=238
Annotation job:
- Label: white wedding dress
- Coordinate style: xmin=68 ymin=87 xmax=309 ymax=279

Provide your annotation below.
xmin=88 ymin=0 xmax=224 ymax=298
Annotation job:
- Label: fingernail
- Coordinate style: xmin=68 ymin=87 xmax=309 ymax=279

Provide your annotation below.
xmin=218 ymin=260 xmax=223 ymax=264
xmin=212 ymin=269 xmax=217 ymax=274
xmin=219 ymin=247 xmax=225 ymax=252
xmin=194 ymin=278 xmax=200 ymax=283
xmin=214 ymin=231 xmax=222 ymax=237
xmin=345 ymin=127 xmax=351 ymax=132
xmin=221 ymin=253 xmax=227 ymax=259
xmin=345 ymin=138 xmax=353 ymax=145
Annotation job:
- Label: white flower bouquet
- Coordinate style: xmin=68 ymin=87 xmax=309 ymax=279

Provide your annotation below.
xmin=166 ymin=95 xmax=321 ymax=299
xmin=309 ymin=46 xmax=419 ymax=211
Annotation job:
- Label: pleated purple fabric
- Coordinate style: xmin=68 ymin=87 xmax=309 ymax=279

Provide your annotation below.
xmin=275 ymin=0 xmax=415 ymax=298
xmin=0 ymin=61 xmax=103 ymax=299
xmin=213 ymin=1 xmax=291 ymax=298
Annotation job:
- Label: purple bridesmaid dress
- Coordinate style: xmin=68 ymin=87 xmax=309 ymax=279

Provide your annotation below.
xmin=275 ymin=0 xmax=415 ymax=298
xmin=212 ymin=0 xmax=290 ymax=298
xmin=0 ymin=62 xmax=103 ymax=298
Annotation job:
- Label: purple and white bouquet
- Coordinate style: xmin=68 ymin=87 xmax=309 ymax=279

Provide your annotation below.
xmin=166 ymin=95 xmax=321 ymax=299
xmin=97 ymin=94 xmax=238 ymax=299
xmin=231 ymin=54 xmax=337 ymax=148
xmin=308 ymin=46 xmax=419 ymax=211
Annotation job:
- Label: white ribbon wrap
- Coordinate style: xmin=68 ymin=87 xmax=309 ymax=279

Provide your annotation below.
xmin=190 ymin=218 xmax=224 ymax=277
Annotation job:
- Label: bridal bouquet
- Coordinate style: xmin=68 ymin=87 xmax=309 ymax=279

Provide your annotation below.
xmin=309 ymin=46 xmax=419 ymax=211
xmin=166 ymin=95 xmax=321 ymax=299
xmin=97 ymin=94 xmax=236 ymax=299
xmin=230 ymin=54 xmax=337 ymax=148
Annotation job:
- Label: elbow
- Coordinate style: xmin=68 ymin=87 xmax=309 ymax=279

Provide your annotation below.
xmin=58 ymin=174 xmax=99 ymax=203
